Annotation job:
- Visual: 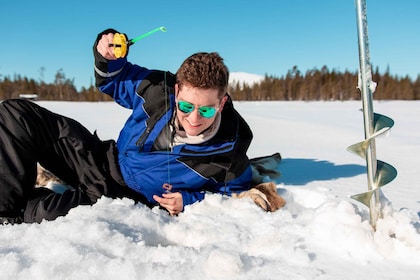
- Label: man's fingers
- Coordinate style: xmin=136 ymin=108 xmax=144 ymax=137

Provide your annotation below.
xmin=153 ymin=194 xmax=182 ymax=216
xmin=153 ymin=194 xmax=175 ymax=210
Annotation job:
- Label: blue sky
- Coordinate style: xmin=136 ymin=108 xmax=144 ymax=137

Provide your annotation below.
xmin=1 ymin=0 xmax=419 ymax=90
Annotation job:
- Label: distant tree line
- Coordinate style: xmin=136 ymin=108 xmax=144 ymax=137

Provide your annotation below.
xmin=1 ymin=66 xmax=419 ymax=101
xmin=229 ymin=65 xmax=420 ymax=101
xmin=0 ymin=69 xmax=112 ymax=102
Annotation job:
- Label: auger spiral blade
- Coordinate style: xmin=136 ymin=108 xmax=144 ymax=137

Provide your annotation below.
xmin=347 ymin=113 xmax=394 ymax=159
xmin=350 ymin=160 xmax=397 ymax=208
xmin=351 ymin=190 xmax=374 ymax=208
xmin=375 ymin=160 xmax=397 ymax=188
xmin=373 ymin=113 xmax=394 ymax=133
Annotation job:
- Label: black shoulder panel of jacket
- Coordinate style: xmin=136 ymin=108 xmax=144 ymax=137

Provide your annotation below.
xmin=134 ymin=70 xmax=176 ymax=148
xmin=136 ymin=70 xmax=176 ymax=127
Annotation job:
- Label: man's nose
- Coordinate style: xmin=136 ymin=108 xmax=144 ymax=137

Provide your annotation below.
xmin=189 ymin=108 xmax=202 ymax=122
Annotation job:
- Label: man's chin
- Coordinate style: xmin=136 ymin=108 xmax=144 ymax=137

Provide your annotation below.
xmin=184 ymin=125 xmax=203 ymax=136
xmin=185 ymin=131 xmax=201 ymax=137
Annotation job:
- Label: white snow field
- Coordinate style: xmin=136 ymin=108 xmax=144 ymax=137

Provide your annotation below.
xmin=1 ymin=99 xmax=419 ymax=280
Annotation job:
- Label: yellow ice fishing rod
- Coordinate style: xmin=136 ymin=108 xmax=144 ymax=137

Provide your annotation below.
xmin=109 ymin=26 xmax=167 ymax=58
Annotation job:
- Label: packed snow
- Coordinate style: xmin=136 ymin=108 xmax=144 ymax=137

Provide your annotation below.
xmin=1 ymin=100 xmax=419 ymax=280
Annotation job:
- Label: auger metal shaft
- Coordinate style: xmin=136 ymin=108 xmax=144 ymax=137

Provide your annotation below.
xmin=355 ymin=0 xmax=380 ymax=226
xmin=350 ymin=0 xmax=397 ymax=229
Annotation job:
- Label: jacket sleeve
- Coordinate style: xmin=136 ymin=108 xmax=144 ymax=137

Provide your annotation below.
xmin=180 ymin=190 xmax=206 ymax=207
xmin=93 ymin=29 xmax=151 ymax=109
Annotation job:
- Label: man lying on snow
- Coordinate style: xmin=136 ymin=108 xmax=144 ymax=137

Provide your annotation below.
xmin=0 ymin=29 xmax=285 ymax=225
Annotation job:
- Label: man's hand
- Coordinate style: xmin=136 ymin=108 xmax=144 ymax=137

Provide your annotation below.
xmin=153 ymin=192 xmax=183 ymax=216
xmin=97 ymin=33 xmax=118 ymax=60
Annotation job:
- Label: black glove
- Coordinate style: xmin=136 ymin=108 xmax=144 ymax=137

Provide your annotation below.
xmin=93 ymin=28 xmax=130 ymax=59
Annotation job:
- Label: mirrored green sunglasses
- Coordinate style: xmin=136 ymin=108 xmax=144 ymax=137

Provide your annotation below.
xmin=177 ymin=100 xmax=217 ymax=118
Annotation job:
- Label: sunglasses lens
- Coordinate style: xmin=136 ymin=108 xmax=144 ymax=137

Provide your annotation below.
xmin=178 ymin=101 xmax=194 ymax=114
xmin=198 ymin=107 xmax=216 ymax=118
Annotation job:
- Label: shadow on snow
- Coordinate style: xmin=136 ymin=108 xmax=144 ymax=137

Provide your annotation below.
xmin=276 ymin=158 xmax=365 ymax=186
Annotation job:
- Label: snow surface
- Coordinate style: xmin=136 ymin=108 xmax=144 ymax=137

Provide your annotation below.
xmin=1 ymin=100 xmax=420 ymax=280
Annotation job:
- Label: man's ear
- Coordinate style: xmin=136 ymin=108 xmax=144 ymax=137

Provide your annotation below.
xmin=174 ymin=83 xmax=179 ymax=97
xmin=218 ymin=94 xmax=228 ymax=112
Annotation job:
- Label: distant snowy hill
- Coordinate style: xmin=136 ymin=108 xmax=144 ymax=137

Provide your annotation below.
xmin=229 ymin=72 xmax=264 ymax=87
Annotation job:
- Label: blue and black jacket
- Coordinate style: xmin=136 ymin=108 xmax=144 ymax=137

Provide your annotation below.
xmin=94 ymin=31 xmax=253 ymax=207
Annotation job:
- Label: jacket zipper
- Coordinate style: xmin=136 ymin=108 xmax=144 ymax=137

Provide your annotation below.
xmin=136 ymin=127 xmax=150 ymax=151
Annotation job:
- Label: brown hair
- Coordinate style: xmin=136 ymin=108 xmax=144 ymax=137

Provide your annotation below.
xmin=176 ymin=52 xmax=229 ymax=98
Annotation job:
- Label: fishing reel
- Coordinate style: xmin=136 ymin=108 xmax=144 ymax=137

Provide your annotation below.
xmin=110 ymin=33 xmax=130 ymax=58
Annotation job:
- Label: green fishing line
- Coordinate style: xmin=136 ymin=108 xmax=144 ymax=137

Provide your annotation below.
xmin=129 ymin=26 xmax=167 ymax=45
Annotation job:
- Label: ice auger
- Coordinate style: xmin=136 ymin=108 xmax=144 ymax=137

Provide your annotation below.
xmin=347 ymin=0 xmax=397 ymax=229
